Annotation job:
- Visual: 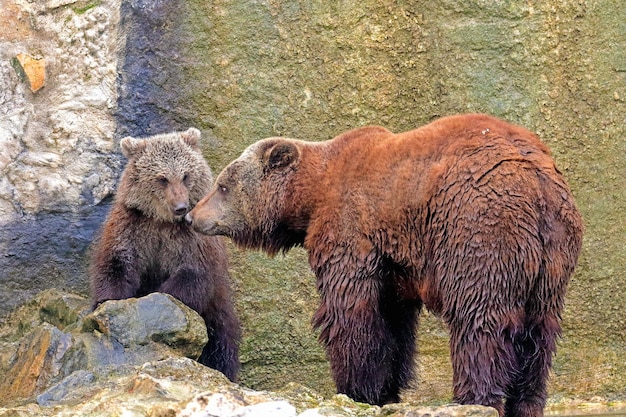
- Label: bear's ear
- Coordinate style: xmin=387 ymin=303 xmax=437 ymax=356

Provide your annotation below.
xmin=181 ymin=128 xmax=201 ymax=150
xmin=264 ymin=141 xmax=300 ymax=170
xmin=120 ymin=137 xmax=147 ymax=158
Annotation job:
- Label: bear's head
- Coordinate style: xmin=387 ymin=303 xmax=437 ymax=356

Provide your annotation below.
xmin=186 ymin=137 xmax=304 ymax=254
xmin=117 ymin=128 xmax=214 ymax=222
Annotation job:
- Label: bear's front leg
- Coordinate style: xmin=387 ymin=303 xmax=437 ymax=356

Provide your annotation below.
xmin=89 ymin=248 xmax=141 ymax=310
xmin=159 ymin=266 xmax=213 ymax=314
xmin=196 ymin=297 xmax=241 ymax=383
xmin=312 ymin=271 xmax=401 ymax=405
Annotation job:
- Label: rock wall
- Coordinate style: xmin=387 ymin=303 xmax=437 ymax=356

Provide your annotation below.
xmin=0 ymin=0 xmax=624 ymax=405
xmin=0 ymin=0 xmax=122 ymax=312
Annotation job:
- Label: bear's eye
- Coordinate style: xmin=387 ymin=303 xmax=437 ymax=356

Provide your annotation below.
xmin=182 ymin=173 xmax=189 ymax=183
xmin=157 ymin=177 xmax=169 ymax=186
xmin=218 ymin=184 xmax=228 ymax=194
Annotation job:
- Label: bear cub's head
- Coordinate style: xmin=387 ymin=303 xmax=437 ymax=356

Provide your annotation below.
xmin=186 ymin=137 xmax=302 ymax=253
xmin=117 ymin=128 xmax=214 ymax=223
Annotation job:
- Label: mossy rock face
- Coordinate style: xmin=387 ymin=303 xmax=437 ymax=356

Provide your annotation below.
xmin=133 ymin=0 xmax=626 ymax=402
xmin=228 ymin=247 xmax=333 ymax=395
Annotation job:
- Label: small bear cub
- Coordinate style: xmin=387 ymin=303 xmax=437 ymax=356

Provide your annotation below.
xmin=89 ymin=128 xmax=240 ymax=381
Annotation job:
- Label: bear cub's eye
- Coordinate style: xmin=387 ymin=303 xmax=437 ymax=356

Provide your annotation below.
xmin=218 ymin=184 xmax=228 ymax=193
xmin=182 ymin=173 xmax=189 ymax=183
xmin=157 ymin=177 xmax=169 ymax=186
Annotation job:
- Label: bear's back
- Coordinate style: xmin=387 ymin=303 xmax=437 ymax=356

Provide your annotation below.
xmin=317 ymin=114 xmax=554 ymax=210
xmin=324 ymin=114 xmax=548 ymax=170
xmin=393 ymin=113 xmax=549 ymax=163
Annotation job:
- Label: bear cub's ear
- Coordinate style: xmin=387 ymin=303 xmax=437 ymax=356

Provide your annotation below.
xmin=265 ymin=141 xmax=300 ymax=170
xmin=120 ymin=137 xmax=147 ymax=158
xmin=181 ymin=127 xmax=202 ymax=150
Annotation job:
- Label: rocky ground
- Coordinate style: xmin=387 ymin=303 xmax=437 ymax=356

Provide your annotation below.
xmin=0 ymin=289 xmax=497 ymax=417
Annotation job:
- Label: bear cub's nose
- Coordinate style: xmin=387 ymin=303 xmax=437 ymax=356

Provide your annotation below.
xmin=174 ymin=203 xmax=188 ymax=216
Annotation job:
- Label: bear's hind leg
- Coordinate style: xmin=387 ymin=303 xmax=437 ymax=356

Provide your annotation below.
xmin=198 ymin=302 xmax=241 ymax=382
xmin=160 ymin=265 xmax=241 ymax=381
xmin=449 ymin=323 xmax=518 ymax=417
xmin=504 ymin=316 xmax=560 ymax=417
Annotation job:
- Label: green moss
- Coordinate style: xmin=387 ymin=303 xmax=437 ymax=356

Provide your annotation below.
xmin=551 ymin=338 xmax=626 ymax=399
xmin=72 ymin=1 xmax=100 ymax=15
xmin=227 ymin=245 xmax=335 ymax=395
xmin=10 ymin=57 xmax=27 ymax=83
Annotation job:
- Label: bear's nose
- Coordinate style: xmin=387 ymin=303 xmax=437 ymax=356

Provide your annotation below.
xmin=174 ymin=203 xmax=188 ymax=216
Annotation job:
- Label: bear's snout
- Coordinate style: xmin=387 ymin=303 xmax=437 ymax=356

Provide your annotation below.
xmin=174 ymin=202 xmax=188 ymax=216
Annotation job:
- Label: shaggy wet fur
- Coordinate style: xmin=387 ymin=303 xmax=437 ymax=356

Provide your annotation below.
xmin=90 ymin=128 xmax=241 ymax=381
xmin=187 ymin=114 xmax=583 ymax=416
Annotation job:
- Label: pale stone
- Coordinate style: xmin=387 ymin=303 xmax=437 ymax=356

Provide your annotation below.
xmin=19 ymin=152 xmax=62 ymax=168
xmin=238 ymin=401 xmax=297 ymax=417
xmin=0 ymin=126 xmax=22 ymax=170
xmin=178 ymin=392 xmax=248 ymax=417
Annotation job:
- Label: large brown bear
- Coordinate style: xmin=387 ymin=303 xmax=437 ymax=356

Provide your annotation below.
xmin=89 ymin=128 xmax=241 ymax=381
xmin=185 ymin=114 xmax=583 ymax=417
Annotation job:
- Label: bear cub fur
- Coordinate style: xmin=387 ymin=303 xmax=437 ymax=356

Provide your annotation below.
xmin=90 ymin=128 xmax=240 ymax=381
xmin=186 ymin=114 xmax=583 ymax=417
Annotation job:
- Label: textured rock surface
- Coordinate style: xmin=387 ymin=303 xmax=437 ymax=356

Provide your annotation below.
xmin=0 ymin=290 xmax=208 ymax=406
xmin=0 ymin=290 xmax=499 ymax=417
xmin=0 ymin=0 xmax=624 ymax=406
xmin=0 ymin=0 xmax=121 ymax=216
xmin=116 ymin=0 xmax=196 ymax=138
xmin=83 ymin=293 xmax=208 ymax=356
xmin=0 ymin=0 xmax=122 ymax=315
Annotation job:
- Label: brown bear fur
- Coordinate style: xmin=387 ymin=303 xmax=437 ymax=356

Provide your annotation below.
xmin=89 ymin=128 xmax=241 ymax=381
xmin=186 ymin=114 xmax=583 ymax=416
